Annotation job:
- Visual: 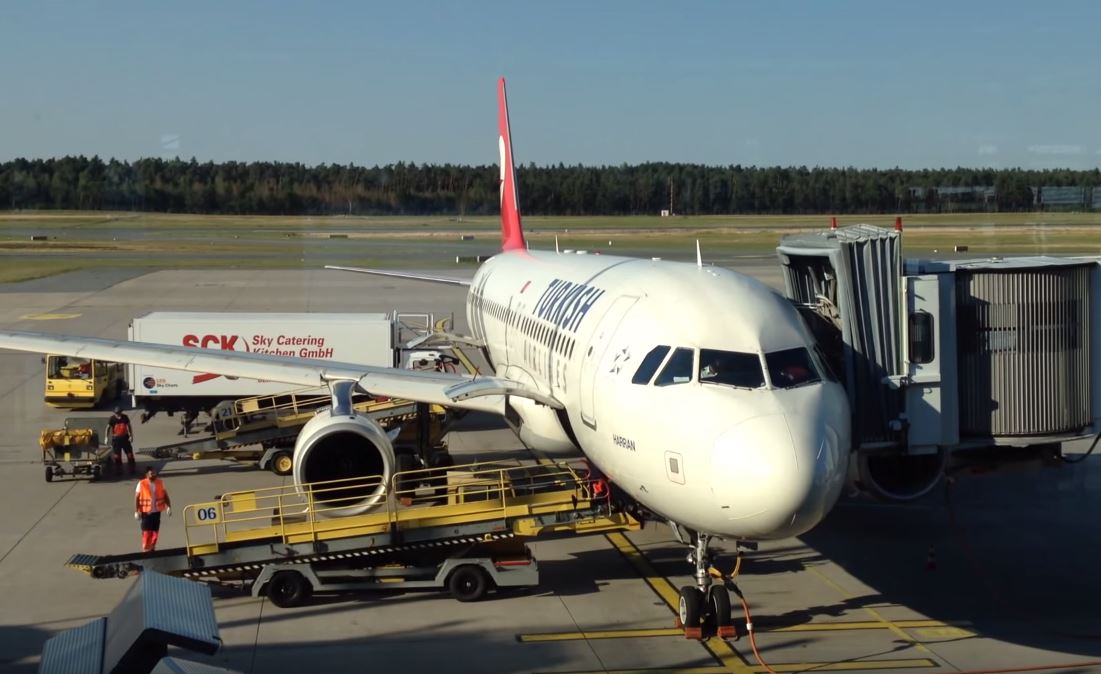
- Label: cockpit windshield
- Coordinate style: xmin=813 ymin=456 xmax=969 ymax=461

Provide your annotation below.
xmin=698 ymin=349 xmax=765 ymax=389
xmin=764 ymin=347 xmax=820 ymax=389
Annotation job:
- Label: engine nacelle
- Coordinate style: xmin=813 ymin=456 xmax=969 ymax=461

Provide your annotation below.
xmin=848 ymin=449 xmax=947 ymax=503
xmin=292 ymin=409 xmax=396 ymax=516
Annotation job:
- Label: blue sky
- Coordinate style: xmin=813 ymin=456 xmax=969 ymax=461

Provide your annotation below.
xmin=1 ymin=1 xmax=1099 ymax=169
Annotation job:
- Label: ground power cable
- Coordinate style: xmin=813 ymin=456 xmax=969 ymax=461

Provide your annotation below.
xmin=1060 ymin=432 xmax=1098 ymax=464
xmin=711 ymin=551 xmax=782 ymax=674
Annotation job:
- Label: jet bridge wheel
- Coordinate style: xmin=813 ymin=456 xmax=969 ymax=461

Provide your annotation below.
xmin=447 ymin=564 xmax=490 ymax=602
xmin=267 ymin=570 xmax=312 ymax=608
xmin=678 ymin=586 xmax=704 ymax=638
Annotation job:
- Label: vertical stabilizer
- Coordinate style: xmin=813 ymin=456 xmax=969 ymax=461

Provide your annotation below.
xmin=498 ymin=78 xmax=526 ymax=252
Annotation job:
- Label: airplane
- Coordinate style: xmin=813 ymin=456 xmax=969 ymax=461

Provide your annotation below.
xmin=0 ymin=78 xmax=851 ymax=633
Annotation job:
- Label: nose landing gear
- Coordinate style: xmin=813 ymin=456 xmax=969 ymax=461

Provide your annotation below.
xmin=676 ymin=533 xmax=736 ymax=640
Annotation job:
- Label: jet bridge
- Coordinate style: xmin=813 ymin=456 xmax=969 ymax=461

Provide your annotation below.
xmin=777 ymin=225 xmax=1101 ymax=501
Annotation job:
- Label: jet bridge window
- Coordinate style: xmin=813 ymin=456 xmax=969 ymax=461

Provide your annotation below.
xmin=699 ymin=349 xmax=765 ymax=389
xmin=908 ymin=311 xmax=935 ymax=364
xmin=654 ymin=347 xmax=695 ymax=386
xmin=631 ymin=345 xmax=670 ymax=384
xmin=764 ymin=347 xmax=820 ymax=389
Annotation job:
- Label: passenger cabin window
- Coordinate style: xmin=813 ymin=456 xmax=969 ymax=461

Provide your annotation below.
xmin=632 ymin=345 xmax=671 ymax=384
xmin=654 ymin=347 xmax=695 ymax=386
xmin=699 ymin=349 xmax=765 ymax=389
xmin=764 ymin=347 xmax=820 ymax=388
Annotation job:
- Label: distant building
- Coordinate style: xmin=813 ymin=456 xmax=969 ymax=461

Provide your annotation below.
xmin=1034 ymin=186 xmax=1089 ymax=210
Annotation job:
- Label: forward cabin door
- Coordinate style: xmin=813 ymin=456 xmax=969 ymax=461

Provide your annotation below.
xmin=580 ymin=296 xmax=637 ymax=428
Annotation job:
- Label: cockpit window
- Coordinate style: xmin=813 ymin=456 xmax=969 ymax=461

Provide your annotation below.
xmin=765 ymin=347 xmax=820 ymax=388
xmin=699 ymin=349 xmax=765 ymax=389
xmin=631 ymin=345 xmax=670 ymax=384
xmin=654 ymin=347 xmax=695 ymax=386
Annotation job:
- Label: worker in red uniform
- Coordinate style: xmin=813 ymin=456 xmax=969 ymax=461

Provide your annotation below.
xmin=134 ymin=466 xmax=172 ymax=552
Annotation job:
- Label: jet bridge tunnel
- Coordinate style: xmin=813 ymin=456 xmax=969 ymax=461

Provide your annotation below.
xmin=776 ymin=225 xmax=1101 ymax=502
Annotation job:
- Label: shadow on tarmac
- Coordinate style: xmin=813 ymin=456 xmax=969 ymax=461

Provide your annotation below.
xmin=799 ymin=456 xmax=1101 ymax=657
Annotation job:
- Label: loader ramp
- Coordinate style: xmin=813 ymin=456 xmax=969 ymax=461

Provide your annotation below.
xmin=67 ymin=460 xmax=637 ymax=582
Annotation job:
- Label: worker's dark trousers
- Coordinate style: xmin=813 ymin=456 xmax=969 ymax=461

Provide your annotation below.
xmin=139 ymin=511 xmax=161 ymax=552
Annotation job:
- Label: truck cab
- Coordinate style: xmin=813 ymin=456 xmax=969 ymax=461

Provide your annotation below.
xmin=45 ymin=356 xmax=125 ymax=409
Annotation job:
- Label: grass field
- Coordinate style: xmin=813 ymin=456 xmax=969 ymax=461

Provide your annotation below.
xmin=1 ymin=211 xmax=1098 ymax=283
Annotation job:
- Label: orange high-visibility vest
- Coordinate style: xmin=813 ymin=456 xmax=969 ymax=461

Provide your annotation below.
xmin=137 ymin=478 xmax=168 ymax=513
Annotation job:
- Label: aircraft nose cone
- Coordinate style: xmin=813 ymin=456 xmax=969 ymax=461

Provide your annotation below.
xmin=712 ymin=413 xmax=843 ymax=538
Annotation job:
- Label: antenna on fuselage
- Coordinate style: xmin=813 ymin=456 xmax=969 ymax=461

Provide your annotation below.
xmin=695 ymin=239 xmax=703 ymax=268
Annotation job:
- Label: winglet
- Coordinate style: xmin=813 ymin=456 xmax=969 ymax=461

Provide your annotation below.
xmin=696 ymin=239 xmax=703 ymax=268
xmin=498 ymin=78 xmax=526 ymax=252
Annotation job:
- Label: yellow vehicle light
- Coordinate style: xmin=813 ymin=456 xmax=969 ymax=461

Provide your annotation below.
xmin=47 ymin=385 xmax=54 ymax=390
xmin=86 ymin=384 xmax=94 ymax=391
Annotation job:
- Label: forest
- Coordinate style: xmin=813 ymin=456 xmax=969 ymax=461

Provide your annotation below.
xmin=2 ymin=156 xmax=1098 ymax=216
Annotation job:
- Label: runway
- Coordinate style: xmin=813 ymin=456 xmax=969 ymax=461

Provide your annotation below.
xmin=1 ymin=266 xmax=1100 ymax=673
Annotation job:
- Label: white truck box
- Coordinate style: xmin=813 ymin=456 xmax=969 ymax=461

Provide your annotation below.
xmin=128 ymin=312 xmax=395 ymax=403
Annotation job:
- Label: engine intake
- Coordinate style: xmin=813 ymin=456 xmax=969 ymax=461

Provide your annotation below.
xmin=292 ymin=410 xmax=396 ymax=516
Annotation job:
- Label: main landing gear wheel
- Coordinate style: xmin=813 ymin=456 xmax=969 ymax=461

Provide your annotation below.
xmin=270 ymin=451 xmax=293 ymax=476
xmin=267 ymin=570 xmax=312 ymax=608
xmin=45 ymin=466 xmax=54 ymax=482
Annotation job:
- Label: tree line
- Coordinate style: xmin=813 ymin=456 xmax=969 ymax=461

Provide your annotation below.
xmin=1 ymin=155 xmax=1099 ymax=216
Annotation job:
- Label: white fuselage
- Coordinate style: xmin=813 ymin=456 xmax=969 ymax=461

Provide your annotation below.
xmin=466 ymin=250 xmax=851 ymax=541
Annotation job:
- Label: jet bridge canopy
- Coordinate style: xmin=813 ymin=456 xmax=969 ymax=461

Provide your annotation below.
xmin=777 ymin=225 xmax=1100 ymax=453
xmin=777 ymin=225 xmax=904 ymax=446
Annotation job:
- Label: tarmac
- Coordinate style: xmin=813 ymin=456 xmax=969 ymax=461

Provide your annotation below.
xmin=1 ymin=263 xmax=1100 ymax=673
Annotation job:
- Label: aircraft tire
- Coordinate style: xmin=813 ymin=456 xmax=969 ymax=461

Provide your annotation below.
xmin=678 ymin=586 xmax=703 ymax=630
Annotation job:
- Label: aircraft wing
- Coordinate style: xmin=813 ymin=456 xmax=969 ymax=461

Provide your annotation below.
xmin=0 ymin=331 xmax=561 ymax=413
xmin=325 ymin=265 xmax=472 ymax=287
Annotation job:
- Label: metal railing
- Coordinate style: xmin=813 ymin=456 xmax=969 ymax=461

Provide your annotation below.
xmin=182 ymin=460 xmax=602 ymax=557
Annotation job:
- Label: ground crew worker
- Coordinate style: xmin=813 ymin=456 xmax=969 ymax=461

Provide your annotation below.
xmin=107 ymin=406 xmax=136 ymax=475
xmin=135 ymin=466 xmax=171 ymax=552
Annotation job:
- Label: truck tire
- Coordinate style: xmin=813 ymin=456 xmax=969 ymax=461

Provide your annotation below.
xmin=270 ymin=451 xmax=293 ymax=476
xmin=267 ymin=571 xmax=312 ymax=608
xmin=448 ymin=565 xmax=489 ymax=602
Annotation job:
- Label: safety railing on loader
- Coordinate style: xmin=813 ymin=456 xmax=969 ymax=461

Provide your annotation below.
xmin=182 ymin=460 xmax=616 ymax=557
xmin=212 ymin=388 xmax=445 ymax=439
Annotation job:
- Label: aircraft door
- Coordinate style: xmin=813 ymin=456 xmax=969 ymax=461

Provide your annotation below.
xmin=580 ymin=295 xmax=637 ymax=427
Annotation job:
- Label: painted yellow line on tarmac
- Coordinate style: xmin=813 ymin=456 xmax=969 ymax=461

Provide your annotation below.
xmin=606 ymin=532 xmax=755 ymax=674
xmin=519 ymin=619 xmax=970 ymax=642
xmin=19 ymin=313 xmax=81 ymax=320
xmin=804 ymin=564 xmax=934 ymax=654
xmin=538 ymin=658 xmax=937 ymax=674
xmin=520 ymin=627 xmax=684 ymax=642
xmin=912 ymin=626 xmax=975 ymax=639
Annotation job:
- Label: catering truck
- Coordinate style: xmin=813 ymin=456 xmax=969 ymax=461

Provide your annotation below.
xmin=127 ymin=312 xmax=422 ymax=422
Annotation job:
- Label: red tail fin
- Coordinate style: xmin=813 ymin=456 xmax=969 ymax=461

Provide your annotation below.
xmin=498 ymin=78 xmax=526 ymax=251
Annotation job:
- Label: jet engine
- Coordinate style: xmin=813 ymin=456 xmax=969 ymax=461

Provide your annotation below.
xmin=291 ymin=409 xmax=396 ymax=516
xmin=849 ymin=449 xmax=947 ymax=503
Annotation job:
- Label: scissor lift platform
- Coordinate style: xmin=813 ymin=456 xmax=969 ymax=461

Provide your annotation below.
xmin=68 ymin=460 xmax=637 ymax=602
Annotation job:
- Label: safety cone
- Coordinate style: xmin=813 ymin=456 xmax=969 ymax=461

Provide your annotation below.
xmin=926 ymin=545 xmax=937 ymax=571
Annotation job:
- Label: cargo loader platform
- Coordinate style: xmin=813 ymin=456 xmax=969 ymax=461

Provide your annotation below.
xmin=140 ymin=390 xmax=450 ymax=475
xmin=67 ymin=460 xmax=638 ymax=602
